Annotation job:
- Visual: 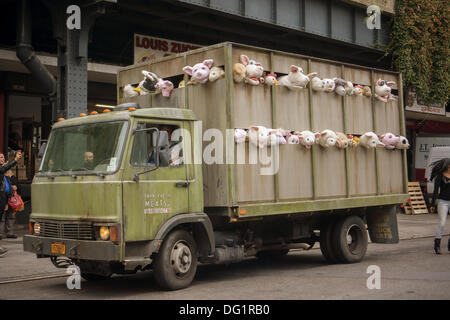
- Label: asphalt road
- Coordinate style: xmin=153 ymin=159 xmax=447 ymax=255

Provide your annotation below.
xmin=1 ymin=237 xmax=449 ymax=300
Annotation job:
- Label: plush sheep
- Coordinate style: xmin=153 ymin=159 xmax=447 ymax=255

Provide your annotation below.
xmin=264 ymin=73 xmax=278 ymax=86
xmin=154 ymin=80 xmax=174 ymax=97
xmin=234 ymin=129 xmax=248 ymax=144
xmin=336 ymin=132 xmax=350 ymax=149
xmin=209 ymin=66 xmax=225 ymax=82
xmin=395 ymin=136 xmax=410 ymax=149
xmin=317 ymin=130 xmax=338 ymax=148
xmin=249 ymin=126 xmax=270 ymax=148
xmin=323 ymin=78 xmax=336 ymax=93
xmin=374 ymin=79 xmax=396 ymax=102
xmin=311 ymin=77 xmax=326 ymax=92
xmin=240 ymin=55 xmax=264 ymax=85
xmin=123 ymin=84 xmax=140 ymax=98
xmin=380 ymin=133 xmax=401 ymax=150
xmin=183 ymin=59 xmax=214 ymax=84
xmin=233 ymin=63 xmax=246 ymax=83
xmin=359 ymin=132 xmax=385 ymax=149
xmin=295 ymin=130 xmax=320 ymax=149
xmin=278 ymin=65 xmax=317 ymax=89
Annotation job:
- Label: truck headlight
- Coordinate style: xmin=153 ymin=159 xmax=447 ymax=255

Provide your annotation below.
xmin=34 ymin=222 xmax=41 ymax=235
xmin=99 ymin=226 xmax=110 ymax=241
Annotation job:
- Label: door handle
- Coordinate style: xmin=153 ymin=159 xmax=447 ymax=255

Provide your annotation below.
xmin=176 ymin=182 xmax=190 ymax=188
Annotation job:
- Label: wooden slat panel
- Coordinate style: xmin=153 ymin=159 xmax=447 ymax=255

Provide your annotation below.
xmin=315 ymin=147 xmax=347 ymax=197
xmin=187 ymin=47 xmax=225 ymax=68
xmin=274 ymin=86 xmax=310 ymax=131
xmin=343 ymin=67 xmax=371 ymax=86
xmin=373 ymin=99 xmax=401 ymax=135
xmin=118 ymin=64 xmax=150 ymax=87
xmin=345 ymin=95 xmax=373 ymax=135
xmin=278 ymin=145 xmax=313 ymax=200
xmin=231 ymin=47 xmax=271 ymax=73
xmin=150 ymin=56 xmax=186 ymax=79
xmin=272 ymin=54 xmax=308 ymax=75
xmin=348 ymin=147 xmax=377 ymax=196
xmin=152 ymin=88 xmax=186 ymax=109
xmin=378 ymin=149 xmax=404 ymax=194
xmin=233 ymin=84 xmax=272 ymax=128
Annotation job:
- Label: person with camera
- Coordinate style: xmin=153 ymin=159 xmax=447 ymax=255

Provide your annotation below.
xmin=0 ymin=169 xmax=22 ymax=239
xmin=0 ymin=150 xmax=22 ymax=257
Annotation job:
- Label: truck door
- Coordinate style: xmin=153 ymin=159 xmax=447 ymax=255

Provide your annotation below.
xmin=122 ymin=119 xmax=190 ymax=242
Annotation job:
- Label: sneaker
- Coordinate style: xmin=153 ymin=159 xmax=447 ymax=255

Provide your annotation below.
xmin=6 ymin=235 xmax=17 ymax=239
xmin=0 ymin=247 xmax=7 ymax=257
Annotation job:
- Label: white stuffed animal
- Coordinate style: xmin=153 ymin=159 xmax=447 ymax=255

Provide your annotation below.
xmin=374 ymin=79 xmax=397 ymax=102
xmin=317 ymin=130 xmax=338 ymax=148
xmin=323 ymin=78 xmax=336 ymax=93
xmin=264 ymin=73 xmax=278 ymax=86
xmin=295 ymin=130 xmax=320 ymax=149
xmin=359 ymin=132 xmax=385 ymax=149
xmin=278 ymin=65 xmax=317 ymax=89
xmin=183 ymin=59 xmax=214 ymax=84
xmin=240 ymin=55 xmax=264 ymax=85
xmin=311 ymin=77 xmax=325 ymax=92
xmin=123 ymin=84 xmax=140 ymax=98
xmin=234 ymin=129 xmax=248 ymax=144
xmin=333 ymin=78 xmax=347 ymax=96
xmin=352 ymin=85 xmax=364 ymax=96
xmin=249 ymin=126 xmax=270 ymax=148
xmin=395 ymin=136 xmax=410 ymax=149
xmin=286 ymin=133 xmax=300 ymax=145
xmin=209 ymin=66 xmax=225 ymax=82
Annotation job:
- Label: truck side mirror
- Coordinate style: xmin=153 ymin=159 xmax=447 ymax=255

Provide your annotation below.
xmin=153 ymin=131 xmax=170 ymax=167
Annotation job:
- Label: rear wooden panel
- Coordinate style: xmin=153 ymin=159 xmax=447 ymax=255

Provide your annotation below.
xmin=374 ymin=100 xmax=401 ymax=135
xmin=346 ymin=95 xmax=373 ymax=135
xmin=274 ymin=86 xmax=310 ymax=131
xmin=315 ymin=147 xmax=347 ymax=198
xmin=187 ymin=47 xmax=225 ymax=68
xmin=272 ymin=55 xmax=308 ymax=74
xmin=378 ymin=149 xmax=404 ymax=194
xmin=348 ymin=148 xmax=377 ymax=196
xmin=234 ymin=84 xmax=272 ymax=128
xmin=150 ymin=56 xmax=186 ymax=79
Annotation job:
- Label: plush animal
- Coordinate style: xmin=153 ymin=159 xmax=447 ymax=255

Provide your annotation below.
xmin=264 ymin=73 xmax=278 ymax=86
xmin=379 ymin=133 xmax=400 ymax=150
xmin=233 ymin=63 xmax=246 ymax=83
xmin=183 ymin=59 xmax=214 ymax=84
xmin=395 ymin=136 xmax=410 ymax=149
xmin=295 ymin=130 xmax=320 ymax=149
xmin=311 ymin=77 xmax=326 ymax=92
xmin=139 ymin=70 xmax=162 ymax=94
xmin=240 ymin=55 xmax=264 ymax=85
xmin=209 ymin=66 xmax=225 ymax=82
xmin=249 ymin=126 xmax=270 ymax=148
xmin=359 ymin=132 xmax=385 ymax=149
xmin=335 ymin=132 xmax=350 ymax=149
xmin=154 ymin=80 xmax=174 ymax=97
xmin=344 ymin=81 xmax=354 ymax=95
xmin=278 ymin=65 xmax=317 ymax=89
xmin=333 ymin=78 xmax=347 ymax=96
xmin=352 ymin=85 xmax=363 ymax=96
xmin=286 ymin=133 xmax=300 ymax=145
xmin=348 ymin=135 xmax=360 ymax=147
xmin=374 ymin=79 xmax=396 ymax=102
xmin=323 ymin=78 xmax=336 ymax=93
xmin=317 ymin=130 xmax=338 ymax=148
xmin=123 ymin=84 xmax=140 ymax=98
xmin=362 ymin=86 xmax=372 ymax=97
xmin=178 ymin=80 xmax=185 ymax=88
xmin=234 ymin=129 xmax=248 ymax=144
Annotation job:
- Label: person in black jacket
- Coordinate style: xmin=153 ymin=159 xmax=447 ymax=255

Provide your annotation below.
xmin=0 ymin=151 xmax=22 ymax=250
xmin=0 ymin=169 xmax=21 ymax=238
xmin=430 ymin=158 xmax=450 ymax=254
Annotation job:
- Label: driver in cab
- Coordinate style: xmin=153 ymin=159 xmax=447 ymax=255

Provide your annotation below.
xmin=148 ymin=125 xmax=183 ymax=166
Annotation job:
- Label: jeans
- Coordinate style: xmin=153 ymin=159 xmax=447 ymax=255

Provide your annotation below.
xmin=436 ymin=199 xmax=450 ymax=239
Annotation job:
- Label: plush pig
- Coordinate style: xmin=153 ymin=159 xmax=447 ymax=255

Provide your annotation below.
xmin=123 ymin=84 xmax=140 ymax=98
xmin=183 ymin=59 xmax=214 ymax=84
xmin=336 ymin=132 xmax=350 ymax=149
xmin=264 ymin=73 xmax=278 ymax=86
xmin=240 ymin=55 xmax=264 ymax=85
xmin=311 ymin=77 xmax=326 ymax=92
xmin=317 ymin=130 xmax=338 ymax=148
xmin=333 ymin=78 xmax=347 ymax=96
xmin=249 ymin=126 xmax=270 ymax=148
xmin=323 ymin=78 xmax=336 ymax=93
xmin=139 ymin=70 xmax=162 ymax=94
xmin=379 ymin=133 xmax=400 ymax=150
xmin=396 ymin=136 xmax=410 ymax=149
xmin=278 ymin=65 xmax=317 ymax=89
xmin=295 ymin=130 xmax=320 ymax=149
xmin=209 ymin=67 xmax=225 ymax=82
xmin=362 ymin=86 xmax=372 ymax=97
xmin=374 ymin=79 xmax=396 ymax=102
xmin=234 ymin=129 xmax=248 ymax=144
xmin=286 ymin=133 xmax=300 ymax=145
xmin=233 ymin=63 xmax=246 ymax=83
xmin=155 ymin=80 xmax=174 ymax=97
xmin=359 ymin=132 xmax=385 ymax=149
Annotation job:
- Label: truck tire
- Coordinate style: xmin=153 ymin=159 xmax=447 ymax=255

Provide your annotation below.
xmin=332 ymin=215 xmax=368 ymax=263
xmin=320 ymin=218 xmax=339 ymax=264
xmin=153 ymin=229 xmax=198 ymax=291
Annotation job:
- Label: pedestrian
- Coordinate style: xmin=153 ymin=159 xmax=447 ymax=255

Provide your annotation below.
xmin=429 ymin=158 xmax=450 ymax=254
xmin=0 ymin=150 xmax=22 ymax=257
xmin=0 ymin=169 xmax=21 ymax=239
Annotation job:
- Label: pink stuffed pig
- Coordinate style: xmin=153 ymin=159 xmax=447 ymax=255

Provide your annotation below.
xmin=155 ymin=80 xmax=174 ymax=97
xmin=183 ymin=59 xmax=214 ymax=84
xmin=379 ymin=133 xmax=400 ymax=150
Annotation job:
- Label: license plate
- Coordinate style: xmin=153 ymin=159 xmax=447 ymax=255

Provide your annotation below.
xmin=51 ymin=242 xmax=66 ymax=255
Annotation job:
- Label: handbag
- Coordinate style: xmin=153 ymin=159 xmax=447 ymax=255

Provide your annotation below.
xmin=8 ymin=191 xmax=24 ymax=212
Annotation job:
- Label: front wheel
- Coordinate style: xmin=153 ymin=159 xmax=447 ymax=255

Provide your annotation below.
xmin=153 ymin=229 xmax=198 ymax=291
xmin=332 ymin=215 xmax=368 ymax=263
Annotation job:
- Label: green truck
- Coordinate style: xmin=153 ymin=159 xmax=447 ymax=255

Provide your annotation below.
xmin=23 ymin=43 xmax=408 ymax=290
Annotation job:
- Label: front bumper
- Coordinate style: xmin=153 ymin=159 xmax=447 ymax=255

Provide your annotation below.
xmin=23 ymin=235 xmax=121 ymax=261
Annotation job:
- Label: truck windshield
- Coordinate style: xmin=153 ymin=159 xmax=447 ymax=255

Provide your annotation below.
xmin=39 ymin=121 xmax=128 ymax=175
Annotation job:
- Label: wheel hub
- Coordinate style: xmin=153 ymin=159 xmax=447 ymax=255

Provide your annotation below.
xmin=170 ymin=241 xmax=192 ymax=275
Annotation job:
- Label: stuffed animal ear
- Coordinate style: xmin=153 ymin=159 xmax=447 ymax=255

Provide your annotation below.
xmin=250 ymin=126 xmax=260 ymax=131
xmin=314 ymin=132 xmax=321 ymax=138
xmin=240 ymin=55 xmax=249 ymax=66
xmin=290 ymin=65 xmax=299 ymax=73
xmin=203 ymin=59 xmax=214 ymax=69
xmin=183 ymin=66 xmax=193 ymax=76
xmin=380 ymin=134 xmax=385 ymax=140
xmin=376 ymin=78 xmax=382 ymax=86
xmin=166 ymin=81 xmax=174 ymax=89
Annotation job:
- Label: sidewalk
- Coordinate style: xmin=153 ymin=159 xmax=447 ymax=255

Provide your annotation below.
xmin=0 ymin=213 xmax=449 ymax=283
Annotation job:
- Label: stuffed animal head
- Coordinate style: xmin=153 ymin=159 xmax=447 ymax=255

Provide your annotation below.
xmin=234 ymin=129 xmax=248 ymax=144
xmin=209 ymin=66 xmax=225 ymax=82
xmin=286 ymin=65 xmax=311 ymax=87
xmin=323 ymin=78 xmax=336 ymax=93
xmin=233 ymin=63 xmax=246 ymax=83
xmin=123 ymin=84 xmax=139 ymax=98
xmin=286 ymin=133 xmax=300 ymax=144
xmin=140 ymin=70 xmax=161 ymax=92
xmin=362 ymin=86 xmax=372 ymax=97
xmin=183 ymin=59 xmax=214 ymax=84
xmin=333 ymin=78 xmax=347 ymax=96
xmin=344 ymin=81 xmax=354 ymax=95
xmin=240 ymin=55 xmax=264 ymax=79
xmin=375 ymin=79 xmax=395 ymax=97
xmin=396 ymin=136 xmax=410 ymax=149
xmin=249 ymin=126 xmax=269 ymax=148
xmin=318 ymin=130 xmax=338 ymax=148
xmin=360 ymin=132 xmax=385 ymax=149
xmin=154 ymin=80 xmax=174 ymax=97
xmin=352 ymin=85 xmax=363 ymax=96
xmin=311 ymin=77 xmax=326 ymax=92
xmin=336 ymin=132 xmax=349 ymax=149
xmin=264 ymin=73 xmax=278 ymax=86
xmin=379 ymin=133 xmax=400 ymax=150
xmin=296 ymin=130 xmax=320 ymax=149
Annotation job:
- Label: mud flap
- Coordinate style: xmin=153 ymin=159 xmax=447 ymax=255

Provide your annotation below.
xmin=366 ymin=205 xmax=399 ymax=244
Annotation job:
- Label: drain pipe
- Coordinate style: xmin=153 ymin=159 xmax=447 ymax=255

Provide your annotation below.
xmin=16 ymin=0 xmax=56 ymax=96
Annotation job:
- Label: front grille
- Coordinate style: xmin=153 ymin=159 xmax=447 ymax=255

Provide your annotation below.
xmin=38 ymin=221 xmax=94 ymax=240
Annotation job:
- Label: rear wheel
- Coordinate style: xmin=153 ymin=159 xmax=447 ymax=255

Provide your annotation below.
xmin=332 ymin=215 xmax=368 ymax=263
xmin=153 ymin=229 xmax=198 ymax=291
xmin=320 ymin=218 xmax=339 ymax=264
